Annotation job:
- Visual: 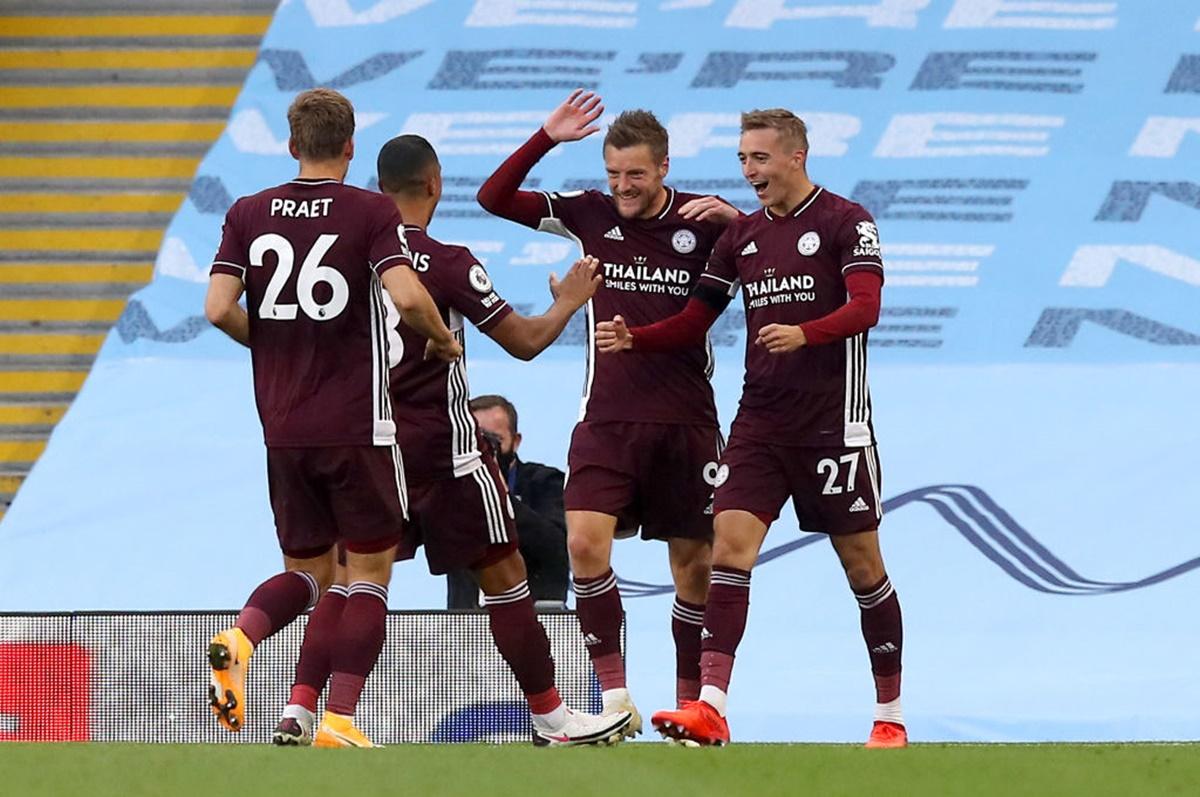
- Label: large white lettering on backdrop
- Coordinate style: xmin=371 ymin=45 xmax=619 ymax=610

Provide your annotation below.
xmin=1129 ymin=117 xmax=1200 ymax=158
xmin=943 ymin=0 xmax=1116 ymax=29
xmin=874 ymin=114 xmax=1063 ymax=158
xmin=400 ymin=112 xmax=554 ymax=156
xmin=466 ymin=0 xmax=638 ymax=28
xmin=727 ymin=0 xmax=930 ymax=30
xmin=668 ymin=112 xmax=861 ymax=157
xmin=1060 ymin=246 xmax=1200 ymax=288
xmin=302 ymin=0 xmax=434 ymax=27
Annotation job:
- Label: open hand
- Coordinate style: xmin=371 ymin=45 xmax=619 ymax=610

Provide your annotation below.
xmin=550 ymin=255 xmax=603 ymax=308
xmin=678 ymin=195 xmax=740 ymax=225
xmin=543 ymin=89 xmax=604 ymax=143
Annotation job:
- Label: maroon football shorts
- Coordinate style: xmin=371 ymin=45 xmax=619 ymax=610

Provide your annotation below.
xmin=713 ymin=435 xmax=883 ymax=536
xmin=266 ymin=444 xmax=407 ymax=559
xmin=396 ymin=452 xmax=518 ymax=575
xmin=564 ymin=420 xmax=722 ymax=541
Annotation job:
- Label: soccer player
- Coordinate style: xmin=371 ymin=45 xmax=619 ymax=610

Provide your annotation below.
xmin=477 ymin=91 xmax=739 ymax=733
xmin=596 ymin=109 xmax=905 ymax=748
xmin=203 ymin=89 xmax=461 ymax=743
xmin=272 ymin=134 xmax=632 ymax=747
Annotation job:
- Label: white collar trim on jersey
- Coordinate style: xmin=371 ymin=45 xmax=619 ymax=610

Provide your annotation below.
xmin=656 ymin=187 xmax=676 ymax=220
xmin=289 ymin=178 xmax=342 ymax=186
xmin=763 ymin=185 xmax=824 ymax=220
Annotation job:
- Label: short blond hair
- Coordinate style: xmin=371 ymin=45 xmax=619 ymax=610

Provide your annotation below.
xmin=287 ymin=88 xmax=355 ymax=161
xmin=740 ymin=108 xmax=809 ymax=152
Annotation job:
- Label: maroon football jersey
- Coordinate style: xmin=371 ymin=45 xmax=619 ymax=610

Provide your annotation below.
xmin=388 ymin=225 xmax=514 ymax=483
xmin=699 ymin=187 xmax=885 ymax=447
xmin=535 ymin=188 xmax=722 ymax=426
xmin=210 ymin=177 xmax=413 ymax=447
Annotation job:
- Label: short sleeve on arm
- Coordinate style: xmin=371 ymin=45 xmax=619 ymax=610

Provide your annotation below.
xmin=536 ymin=189 xmax=595 ymax=241
xmin=210 ymin=200 xmax=247 ymax=280
xmin=444 ymin=250 xmax=513 ymax=333
xmin=367 ymin=199 xmax=414 ymax=276
xmin=837 ymin=210 xmax=885 ymax=281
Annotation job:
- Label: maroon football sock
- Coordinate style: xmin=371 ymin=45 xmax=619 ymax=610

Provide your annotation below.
xmin=855 ymin=575 xmax=903 ymax=703
xmin=287 ymin=584 xmax=348 ymax=712
xmin=483 ymin=580 xmax=560 ymax=710
xmin=699 ymin=566 xmax=751 ymax=694
xmin=235 ymin=570 xmax=318 ymax=647
xmin=326 ymin=582 xmax=388 ymax=717
xmin=573 ymin=569 xmax=626 ymax=691
xmin=671 ymin=596 xmax=705 ymax=705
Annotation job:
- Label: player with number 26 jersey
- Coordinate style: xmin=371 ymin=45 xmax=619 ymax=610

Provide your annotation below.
xmin=211 ymin=178 xmax=413 ymax=447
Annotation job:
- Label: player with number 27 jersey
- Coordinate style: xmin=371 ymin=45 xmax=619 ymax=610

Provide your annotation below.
xmin=211 ymin=177 xmax=413 ymax=447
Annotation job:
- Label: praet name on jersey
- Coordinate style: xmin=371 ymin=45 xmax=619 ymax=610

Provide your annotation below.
xmin=268 ymin=197 xmax=333 ymax=218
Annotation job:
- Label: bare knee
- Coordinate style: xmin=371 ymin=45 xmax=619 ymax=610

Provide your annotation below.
xmin=711 ymin=511 xmax=769 ymax=572
xmin=284 ymin=549 xmax=336 ymax=592
xmin=830 ymin=531 xmax=886 ymax=592
xmin=566 ymin=511 xmax=616 ymax=577
xmin=343 ymin=546 xmax=397 ymax=587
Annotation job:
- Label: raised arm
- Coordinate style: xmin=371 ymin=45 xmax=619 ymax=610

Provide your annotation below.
xmin=477 ymin=89 xmax=604 ymax=227
xmin=487 ymin=256 xmax=603 ymax=360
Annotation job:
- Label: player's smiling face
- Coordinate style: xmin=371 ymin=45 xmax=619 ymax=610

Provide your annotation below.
xmin=604 ymin=143 xmax=669 ymax=220
xmin=738 ymin=128 xmax=807 ymax=213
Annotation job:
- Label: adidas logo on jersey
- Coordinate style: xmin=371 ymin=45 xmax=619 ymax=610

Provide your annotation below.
xmin=849 ymin=497 xmax=871 ymax=513
xmin=582 ymin=633 xmax=602 ymax=646
xmin=604 ymin=226 xmax=624 ymax=241
xmin=700 ymin=627 xmax=714 ymax=641
xmin=741 ymin=241 xmax=758 ymax=256
xmin=871 ymin=642 xmax=898 ymax=654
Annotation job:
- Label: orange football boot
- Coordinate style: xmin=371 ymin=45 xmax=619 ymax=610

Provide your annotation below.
xmin=865 ymin=720 xmax=908 ymax=748
xmin=208 ymin=627 xmax=253 ymax=732
xmin=651 ymin=700 xmax=731 ymax=746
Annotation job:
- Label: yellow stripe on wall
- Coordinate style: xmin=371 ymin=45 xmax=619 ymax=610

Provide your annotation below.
xmin=0 ymin=371 xmax=87 ymax=393
xmin=0 ymin=405 xmax=68 ymax=425
xmin=0 ymin=335 xmax=105 ymax=356
xmin=0 ymin=48 xmax=257 ymax=70
xmin=0 ymin=475 xmax=27 ymax=493
xmin=0 ymin=264 xmax=154 ymax=283
xmin=0 ymin=16 xmax=271 ymax=37
xmin=0 ymin=439 xmax=49 ymax=461
xmin=0 ymin=193 xmax=184 ymax=214
xmin=0 ymin=121 xmax=224 ymax=143
xmin=0 ymin=86 xmax=241 ymax=108
xmin=0 ymin=299 xmax=126 ymax=322
xmin=0 ymin=157 xmax=199 ymax=179
xmin=0 ymin=229 xmax=163 ymax=252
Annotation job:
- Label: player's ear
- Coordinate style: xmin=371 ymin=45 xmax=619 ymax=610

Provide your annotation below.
xmin=287 ymin=137 xmax=300 ymax=161
xmin=512 ymin=432 xmax=522 ymax=452
xmin=659 ymin=155 xmax=669 ymax=179
xmin=344 ymin=137 xmax=354 ymax=161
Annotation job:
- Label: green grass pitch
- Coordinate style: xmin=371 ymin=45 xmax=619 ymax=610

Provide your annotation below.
xmin=3 ymin=742 xmax=1198 ymax=797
